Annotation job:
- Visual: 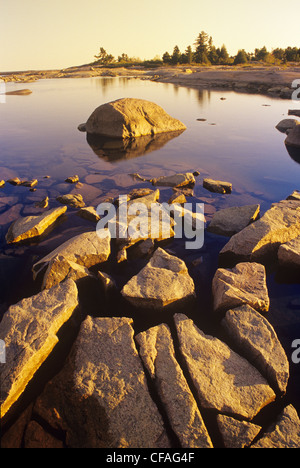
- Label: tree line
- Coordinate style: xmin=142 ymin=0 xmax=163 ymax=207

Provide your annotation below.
xmin=93 ymin=32 xmax=300 ymax=67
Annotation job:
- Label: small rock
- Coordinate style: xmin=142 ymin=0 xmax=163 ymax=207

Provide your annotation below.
xmin=0 ymin=180 xmax=5 ymax=188
xmin=35 ymin=197 xmax=49 ymax=209
xmin=21 ymin=179 xmax=38 ymax=188
xmin=97 ymin=270 xmax=116 ymax=293
xmin=128 ymin=188 xmax=154 ymax=199
xmin=77 ymin=123 xmax=86 ymax=132
xmin=4 ymin=89 xmax=32 ymax=95
xmin=276 ymin=119 xmax=299 ymax=133
xmin=5 ymin=206 xmax=67 ymax=244
xmin=207 ymin=204 xmax=260 ymax=237
xmin=117 ymin=248 xmax=127 ymax=263
xmin=217 ymin=415 xmax=261 ymax=448
xmin=251 ymin=405 xmax=300 ymax=448
xmin=152 ymin=172 xmax=195 ymax=188
xmin=134 ymin=238 xmax=155 ymax=257
xmin=65 ymin=175 xmax=79 ymax=184
xmin=7 ymin=177 xmax=22 ymax=186
xmin=203 ymin=178 xmax=232 ymax=194
xmin=77 ymin=206 xmax=100 ymax=222
xmin=287 ymin=190 xmax=300 ymax=201
xmin=56 ymin=193 xmax=85 ymax=208
xmin=212 ymin=262 xmax=269 ymax=314
xmin=168 ymin=192 xmax=187 ymax=205
xmin=121 ymin=248 xmax=195 ymax=309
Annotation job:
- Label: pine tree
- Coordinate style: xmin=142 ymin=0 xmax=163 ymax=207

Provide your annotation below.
xmin=194 ymin=31 xmax=210 ymax=64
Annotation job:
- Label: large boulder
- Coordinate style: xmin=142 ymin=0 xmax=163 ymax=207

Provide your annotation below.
xmin=221 ymin=304 xmax=289 ymax=394
xmin=174 ymin=314 xmax=275 ymax=420
xmin=136 ymin=324 xmax=213 ymax=448
xmin=33 ymin=316 xmax=170 ymax=448
xmin=0 ymin=280 xmax=79 ymax=418
xmin=121 ymin=248 xmax=195 ymax=309
xmin=219 ymin=199 xmax=300 ymax=264
xmin=5 ymin=207 xmax=67 ymax=244
xmin=212 ymin=262 xmax=270 ymax=314
xmin=84 ymin=98 xmax=186 ymax=138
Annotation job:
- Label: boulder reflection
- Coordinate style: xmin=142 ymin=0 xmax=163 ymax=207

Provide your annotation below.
xmin=86 ymin=130 xmax=185 ymax=162
xmin=285 ymin=144 xmax=300 ymax=165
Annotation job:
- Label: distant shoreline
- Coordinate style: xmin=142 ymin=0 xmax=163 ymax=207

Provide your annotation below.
xmin=1 ymin=64 xmax=300 ymax=99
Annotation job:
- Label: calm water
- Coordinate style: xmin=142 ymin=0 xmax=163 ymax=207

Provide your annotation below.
xmin=0 ymin=76 xmax=299 ymax=417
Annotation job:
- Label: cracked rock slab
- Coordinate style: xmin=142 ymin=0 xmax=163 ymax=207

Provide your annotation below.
xmin=136 ymin=324 xmax=213 ymax=448
xmin=33 ymin=316 xmax=170 ymax=448
xmin=0 ymin=279 xmax=79 ymax=418
xmin=217 ymin=414 xmax=261 ymax=448
xmin=174 ymin=313 xmax=275 ymax=420
xmin=221 ymin=304 xmax=289 ymax=394
xmin=212 ymin=262 xmax=270 ymax=314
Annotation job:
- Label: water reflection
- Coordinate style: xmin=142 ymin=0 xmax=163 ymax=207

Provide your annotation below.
xmin=285 ymin=144 xmax=300 ymax=165
xmin=86 ymin=130 xmax=185 ymax=162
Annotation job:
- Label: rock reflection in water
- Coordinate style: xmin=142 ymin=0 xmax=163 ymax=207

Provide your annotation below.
xmin=285 ymin=144 xmax=300 ymax=164
xmin=86 ymin=130 xmax=184 ymax=162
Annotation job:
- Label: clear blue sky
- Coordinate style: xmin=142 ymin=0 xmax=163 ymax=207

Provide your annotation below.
xmin=0 ymin=0 xmax=299 ymax=71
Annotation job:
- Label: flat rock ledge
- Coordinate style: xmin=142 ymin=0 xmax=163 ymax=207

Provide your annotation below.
xmin=0 ymin=280 xmax=79 ymax=418
xmin=121 ymin=247 xmax=195 ymax=309
xmin=212 ymin=262 xmax=270 ymax=315
xmin=220 ymin=198 xmax=300 ymax=264
xmin=5 ymin=206 xmax=67 ymax=244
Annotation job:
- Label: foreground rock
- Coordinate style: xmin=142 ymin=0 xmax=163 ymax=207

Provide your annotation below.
xmin=251 ymin=405 xmax=300 ymax=448
xmin=5 ymin=206 xmax=67 ymax=244
xmin=33 ymin=316 xmax=170 ymax=448
xmin=278 ymin=236 xmax=300 ymax=268
xmin=203 ymin=178 xmax=232 ymax=194
xmin=285 ymin=125 xmax=300 ymax=148
xmin=121 ymin=248 xmax=195 ymax=309
xmin=217 ymin=415 xmax=261 ymax=448
xmin=212 ymin=262 xmax=269 ymax=314
xmin=220 ymin=199 xmax=300 ymax=264
xmin=207 ymin=204 xmax=260 ymax=237
xmin=174 ymin=314 xmax=275 ymax=420
xmin=0 ymin=280 xmax=79 ymax=418
xmin=85 ymin=98 xmax=186 ymax=138
xmin=136 ymin=324 xmax=213 ymax=448
xmin=222 ymin=305 xmax=289 ymax=394
xmin=32 ymin=230 xmax=111 ymax=284
xmin=151 ymin=172 xmax=195 ymax=188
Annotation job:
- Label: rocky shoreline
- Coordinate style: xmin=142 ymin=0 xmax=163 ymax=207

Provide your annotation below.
xmin=0 ymin=92 xmax=300 ymax=448
xmin=1 ymin=64 xmax=300 ymax=99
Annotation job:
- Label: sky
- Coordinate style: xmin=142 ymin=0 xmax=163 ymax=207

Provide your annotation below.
xmin=0 ymin=0 xmax=299 ymax=72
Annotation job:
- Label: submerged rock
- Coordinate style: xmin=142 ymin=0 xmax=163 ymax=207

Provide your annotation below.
xmin=33 ymin=316 xmax=170 ymax=448
xmin=207 ymin=204 xmax=260 ymax=237
xmin=121 ymin=248 xmax=195 ymax=309
xmin=217 ymin=415 xmax=261 ymax=448
xmin=174 ymin=313 xmax=275 ymax=420
xmin=85 ymin=98 xmax=186 ymax=138
xmin=77 ymin=206 xmax=100 ymax=223
xmin=251 ymin=405 xmax=300 ymax=448
xmin=212 ymin=262 xmax=270 ymax=314
xmin=219 ymin=199 xmax=300 ymax=264
xmin=221 ymin=304 xmax=289 ymax=394
xmin=65 ymin=175 xmax=79 ymax=184
xmin=203 ymin=178 xmax=232 ymax=194
xmin=5 ymin=206 xmax=67 ymax=244
xmin=0 ymin=279 xmax=79 ymax=418
xmin=136 ymin=324 xmax=213 ymax=448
